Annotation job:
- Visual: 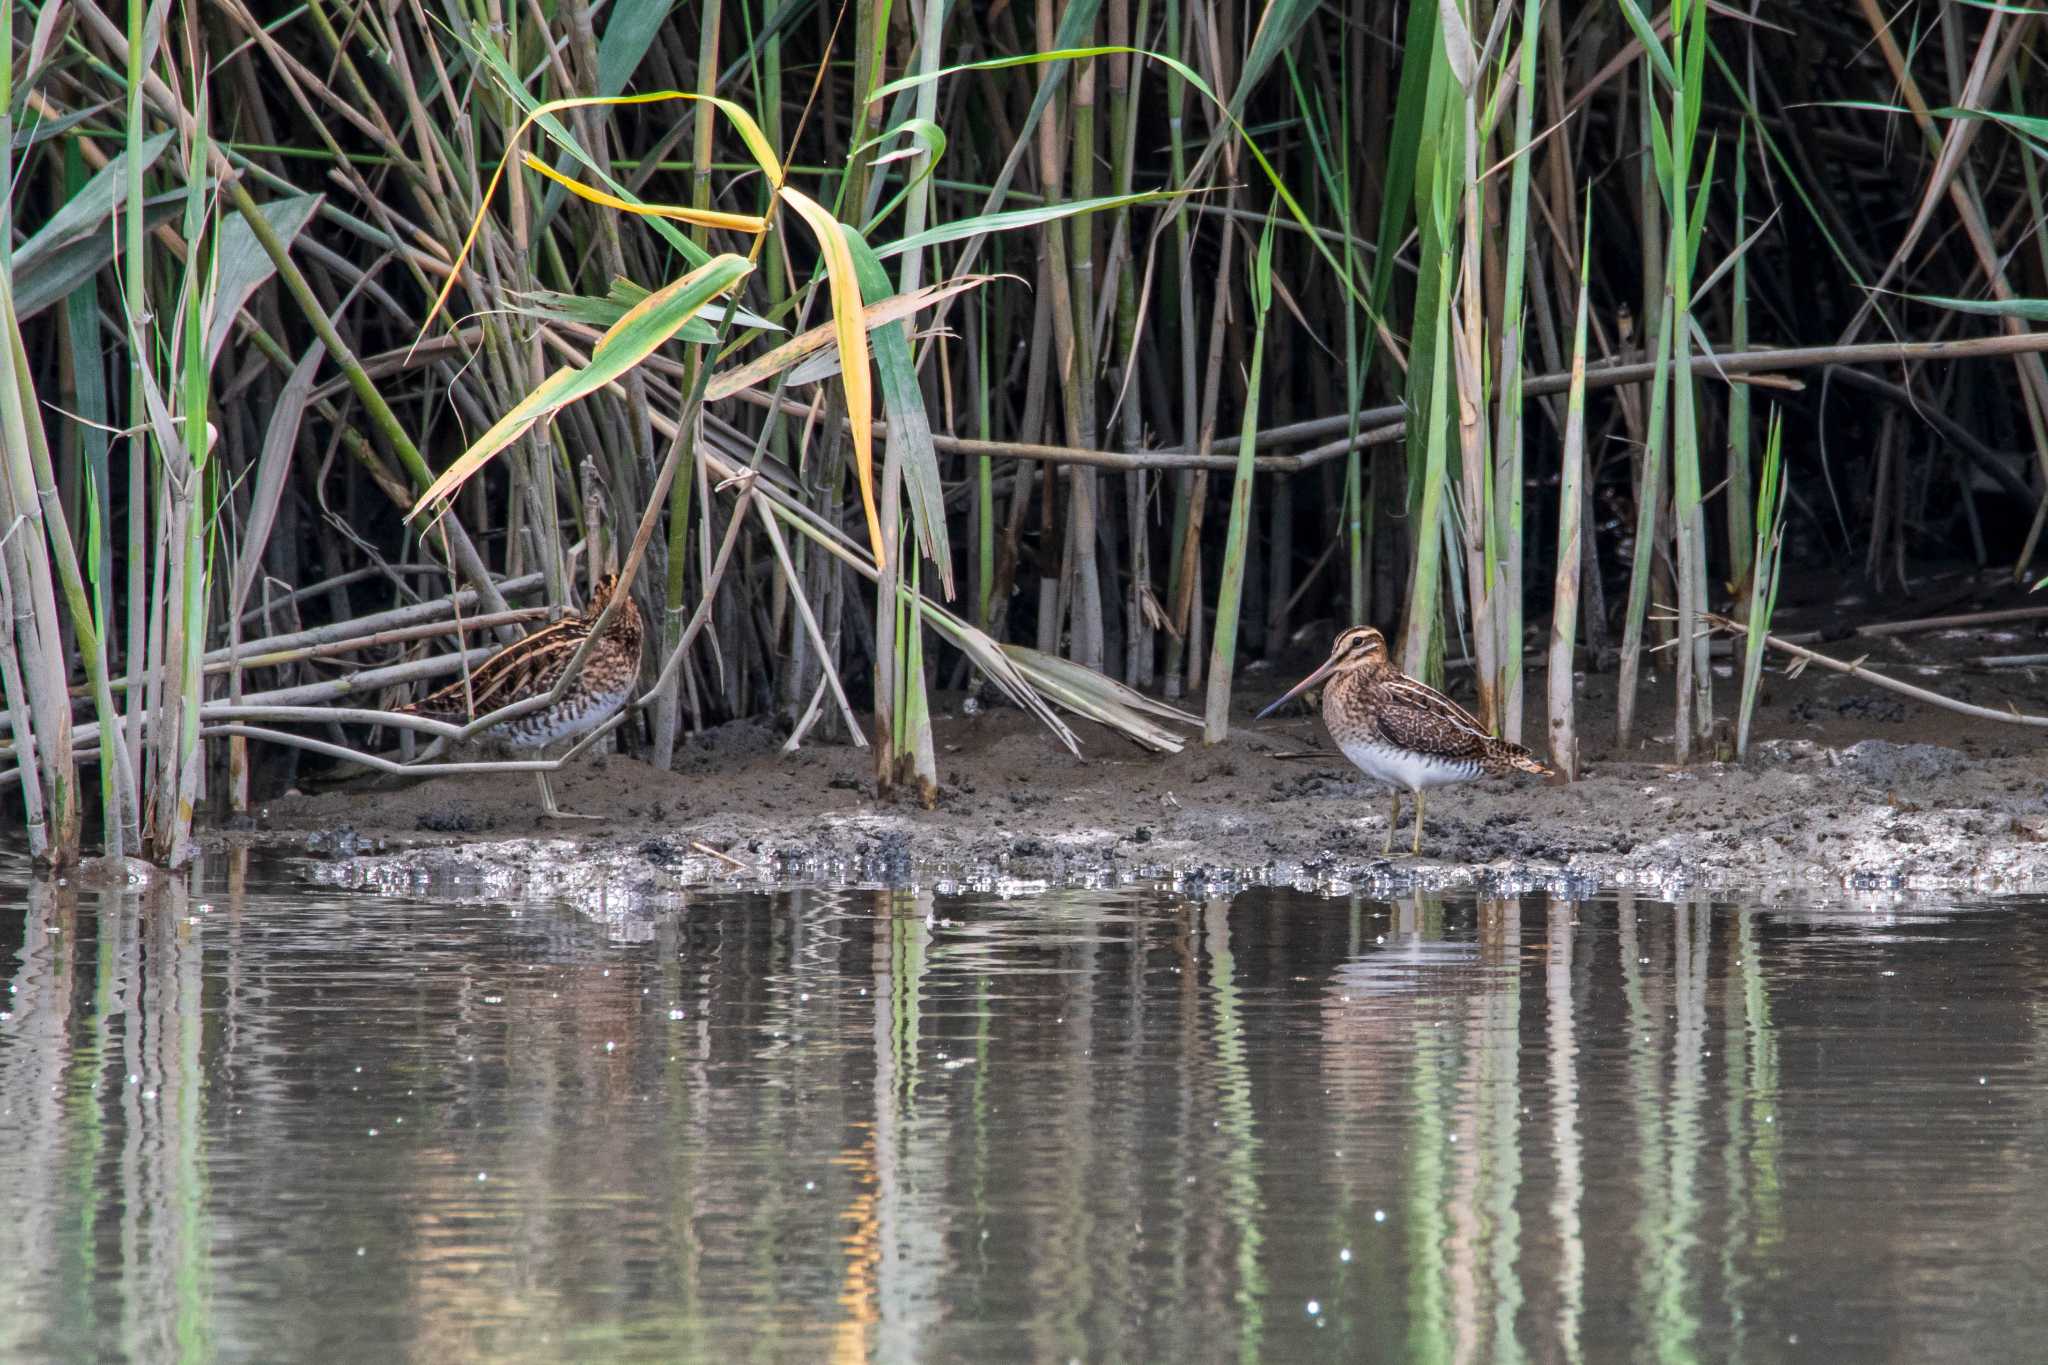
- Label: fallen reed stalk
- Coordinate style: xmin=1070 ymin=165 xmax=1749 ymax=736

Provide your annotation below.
xmin=1709 ymin=615 xmax=2048 ymax=731
xmin=1249 ymin=333 xmax=2048 ymax=450
xmin=1780 ymin=604 xmax=2048 ymax=645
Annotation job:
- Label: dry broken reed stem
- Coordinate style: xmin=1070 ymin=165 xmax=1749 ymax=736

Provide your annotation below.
xmin=1779 ymin=604 xmax=2048 ymax=645
xmin=732 ymin=332 xmax=2048 ymax=474
xmin=1706 ymin=614 xmax=2048 ymax=731
xmin=1256 ymin=333 xmax=2048 ymax=450
xmin=71 ymin=609 xmax=555 ymax=696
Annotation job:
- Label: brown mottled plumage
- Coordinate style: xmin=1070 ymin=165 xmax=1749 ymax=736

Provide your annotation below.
xmin=399 ymin=573 xmax=643 ymax=817
xmin=1257 ymin=625 xmax=1553 ymax=855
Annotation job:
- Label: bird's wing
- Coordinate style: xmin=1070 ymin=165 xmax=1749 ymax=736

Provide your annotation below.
xmin=400 ymin=616 xmax=589 ymax=720
xmin=1371 ymin=676 xmax=1494 ymax=760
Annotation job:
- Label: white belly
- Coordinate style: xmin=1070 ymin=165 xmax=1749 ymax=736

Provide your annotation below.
xmin=1337 ymin=737 xmax=1482 ymax=792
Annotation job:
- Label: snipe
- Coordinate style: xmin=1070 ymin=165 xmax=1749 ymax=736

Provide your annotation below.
xmin=399 ymin=572 xmax=643 ymax=818
xmin=1257 ymin=626 xmax=1554 ymax=855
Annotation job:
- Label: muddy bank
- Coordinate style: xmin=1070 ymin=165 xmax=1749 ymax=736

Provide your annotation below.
xmin=212 ymin=621 xmax=2048 ymax=901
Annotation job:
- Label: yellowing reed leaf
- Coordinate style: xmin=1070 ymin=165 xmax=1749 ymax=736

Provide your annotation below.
xmin=522 ymin=155 xmax=768 ymax=235
xmin=417 ymin=92 xmax=784 ymax=351
xmin=777 ymin=186 xmax=883 ymax=567
xmin=408 ymin=255 xmax=753 ymax=522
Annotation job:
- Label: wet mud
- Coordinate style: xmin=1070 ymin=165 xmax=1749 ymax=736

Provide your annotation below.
xmin=209 ymin=626 xmax=2048 ymax=903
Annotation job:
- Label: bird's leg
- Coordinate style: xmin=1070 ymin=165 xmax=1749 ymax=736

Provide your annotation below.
xmin=1411 ymin=789 xmax=1426 ymax=856
xmin=537 ymin=768 xmax=600 ymax=821
xmin=1383 ymin=790 xmax=1402 ymax=856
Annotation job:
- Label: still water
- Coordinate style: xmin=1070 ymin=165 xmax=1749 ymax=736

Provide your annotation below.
xmin=2 ymin=853 xmax=2046 ymax=1363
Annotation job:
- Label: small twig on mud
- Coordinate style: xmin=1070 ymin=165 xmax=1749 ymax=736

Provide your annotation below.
xmin=1644 ymin=604 xmax=1715 ymax=655
xmin=1779 ymin=603 xmax=2048 ymax=645
xmin=690 ymin=841 xmax=757 ymax=873
xmin=1707 ymin=613 xmax=2048 ymax=729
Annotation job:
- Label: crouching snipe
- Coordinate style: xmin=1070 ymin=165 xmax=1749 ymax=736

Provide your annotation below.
xmin=398 ymin=573 xmax=643 ymax=819
xmin=1257 ymin=626 xmax=1553 ymax=856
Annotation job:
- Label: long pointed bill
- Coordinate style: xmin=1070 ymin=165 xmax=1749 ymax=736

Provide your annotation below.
xmin=1255 ymin=655 xmax=1343 ymax=720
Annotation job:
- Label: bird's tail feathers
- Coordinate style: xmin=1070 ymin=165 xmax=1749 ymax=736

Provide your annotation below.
xmin=1493 ymin=741 xmax=1557 ymax=778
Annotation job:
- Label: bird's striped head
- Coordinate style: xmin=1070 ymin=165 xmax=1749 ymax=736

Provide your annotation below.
xmin=1256 ymin=625 xmax=1389 ymax=719
xmin=1327 ymin=625 xmax=1389 ymax=670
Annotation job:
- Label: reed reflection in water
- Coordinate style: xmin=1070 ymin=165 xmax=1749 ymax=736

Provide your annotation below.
xmin=3 ymin=855 xmax=2046 ymax=1362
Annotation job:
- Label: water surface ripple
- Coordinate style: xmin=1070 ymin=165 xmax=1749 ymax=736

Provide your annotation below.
xmin=2 ymin=854 xmax=2045 ymax=1362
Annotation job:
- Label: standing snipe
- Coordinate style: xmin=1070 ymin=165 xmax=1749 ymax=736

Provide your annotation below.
xmin=399 ymin=572 xmax=643 ymax=818
xmin=1257 ymin=625 xmax=1554 ymax=855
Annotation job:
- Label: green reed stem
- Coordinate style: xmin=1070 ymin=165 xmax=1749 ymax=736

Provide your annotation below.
xmin=1736 ymin=408 xmax=1787 ymax=760
xmin=1546 ymin=199 xmax=1593 ymax=780
xmin=1492 ymin=0 xmax=1545 ymax=744
xmin=1401 ymin=190 xmax=1456 ymax=677
xmin=153 ymin=87 xmax=214 ymax=867
xmin=1203 ymin=210 xmax=1275 ymax=743
xmin=1615 ymin=51 xmax=1669 ymax=752
xmin=120 ymin=0 xmax=150 ymax=817
xmin=1725 ymin=122 xmax=1754 ymax=611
